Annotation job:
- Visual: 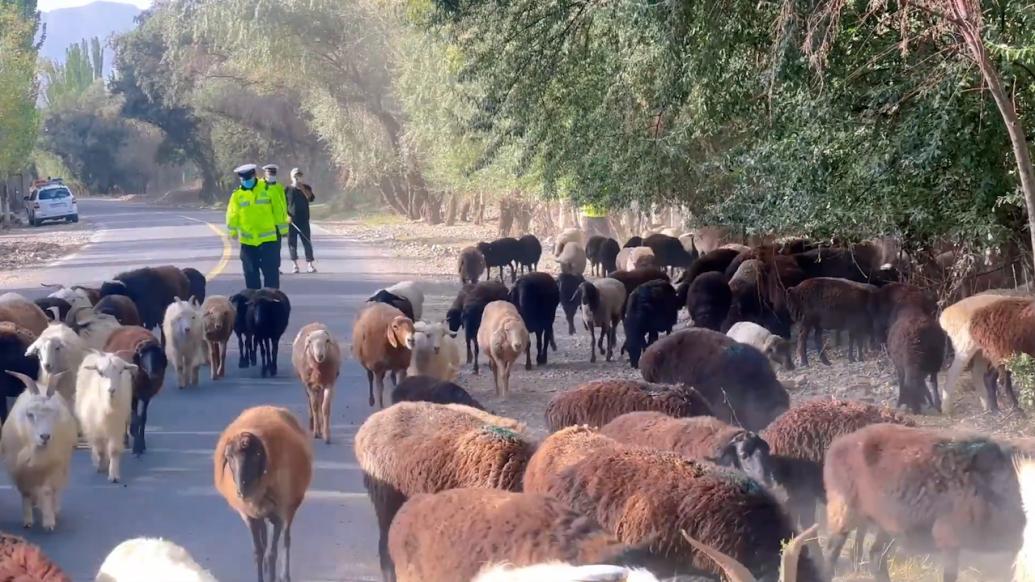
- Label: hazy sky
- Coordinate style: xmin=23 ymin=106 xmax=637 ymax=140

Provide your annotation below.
xmin=39 ymin=0 xmax=151 ymax=10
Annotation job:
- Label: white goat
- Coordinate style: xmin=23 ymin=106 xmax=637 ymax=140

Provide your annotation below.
xmin=407 ymin=321 xmax=462 ymax=381
xmin=1 ymin=371 xmax=77 ymax=531
xmin=25 ymin=322 xmax=87 ymax=407
xmin=162 ymin=299 xmax=206 ymax=389
xmin=385 ymin=281 xmax=425 ymax=321
xmin=75 ymin=352 xmax=136 ymax=483
xmin=44 ymin=285 xmax=93 ymax=314
xmin=96 ymin=537 xmax=218 ymax=582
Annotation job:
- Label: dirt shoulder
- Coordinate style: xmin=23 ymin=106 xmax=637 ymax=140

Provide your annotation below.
xmin=0 ymin=222 xmax=93 ymax=284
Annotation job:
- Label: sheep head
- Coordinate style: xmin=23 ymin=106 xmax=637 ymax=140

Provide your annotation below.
xmin=26 ymin=324 xmax=81 ymax=375
xmin=223 ymin=431 xmax=268 ymax=500
xmin=306 ymin=329 xmax=334 ymax=363
xmin=5 ymin=370 xmax=68 ymax=449
xmin=764 ymin=336 xmax=795 ymax=371
xmin=714 ymin=432 xmax=775 ymax=488
xmin=387 ymin=316 xmax=415 ymax=350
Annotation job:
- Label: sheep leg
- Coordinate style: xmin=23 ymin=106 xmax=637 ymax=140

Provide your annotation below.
xmin=90 ymin=445 xmax=103 ymax=473
xmin=304 ymin=388 xmax=317 ymax=436
xmin=548 ymin=325 xmax=557 ymax=351
xmin=322 ymin=388 xmax=333 ymax=444
xmin=928 ymin=373 xmax=942 ymax=413
xmin=597 ymin=326 xmax=606 ymax=356
xmin=266 ymin=515 xmax=283 ymax=582
xmin=489 ymin=358 xmax=500 ymax=397
xmin=797 ymin=324 xmax=810 ymax=367
xmin=567 ymin=314 xmax=576 ymax=335
xmin=500 ymin=360 xmax=511 ymax=400
xmin=39 ymin=487 xmax=56 ymax=531
xmin=588 ymin=325 xmax=597 ymax=363
xmin=1004 ymin=370 xmax=1025 ymax=416
xmin=237 ymin=333 xmax=249 ymax=368
xmin=107 ymin=439 xmax=121 ymax=483
xmin=525 ymin=338 xmax=533 ymax=371
xmin=220 ymin=340 xmax=229 ymax=378
xmin=270 ymin=336 xmax=280 ymax=377
xmin=941 ymin=548 xmax=959 ymax=582
xmin=20 ymin=494 xmax=32 ymax=528
xmin=868 ymin=531 xmax=893 ymax=582
xmin=816 ymin=327 xmax=831 ymax=366
xmin=824 ymin=530 xmax=850 ymax=576
xmin=132 ymin=397 xmax=150 ymax=455
xmin=283 ymin=522 xmax=293 ymax=582
xmin=247 ymin=516 xmax=268 ymax=582
xmin=366 ymin=370 xmax=375 ymax=407
xmin=537 ymin=330 xmax=548 ymax=365
xmin=849 ymin=525 xmax=868 ymax=568
xmin=375 ymin=372 xmax=387 ymax=408
xmin=472 ymin=340 xmax=480 ymax=375
xmin=983 ymin=367 xmax=1001 ymax=413
xmin=605 ymin=325 xmax=614 ymax=362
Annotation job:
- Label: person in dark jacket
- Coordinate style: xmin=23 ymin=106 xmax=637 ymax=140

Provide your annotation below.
xmin=286 ymin=167 xmax=317 ymax=273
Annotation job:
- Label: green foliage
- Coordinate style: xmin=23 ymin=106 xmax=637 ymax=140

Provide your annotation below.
xmin=0 ymin=1 xmax=41 ymax=176
xmin=1007 ymin=353 xmax=1035 ymax=411
xmin=43 ymin=38 xmax=104 ymax=109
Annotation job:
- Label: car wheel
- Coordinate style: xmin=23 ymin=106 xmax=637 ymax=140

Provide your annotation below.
xmin=68 ymin=215 xmax=77 ymax=223
xmin=29 ymin=214 xmax=38 ymax=227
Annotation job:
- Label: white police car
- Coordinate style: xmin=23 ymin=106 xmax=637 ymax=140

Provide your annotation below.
xmin=24 ymin=179 xmax=78 ymax=226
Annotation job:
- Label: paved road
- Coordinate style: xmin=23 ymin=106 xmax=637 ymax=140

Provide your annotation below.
xmin=2 ymin=199 xmax=384 ymax=581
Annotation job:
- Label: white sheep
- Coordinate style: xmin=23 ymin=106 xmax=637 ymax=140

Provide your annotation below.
xmin=162 ymin=298 xmax=206 ymax=389
xmin=75 ymin=351 xmax=136 ymax=483
xmin=615 ymin=247 xmax=656 ymax=272
xmin=578 ymin=279 xmax=626 ymax=363
xmin=727 ymin=321 xmax=795 ymax=371
xmin=385 ymin=281 xmax=425 ymax=321
xmin=1 ymin=371 xmax=77 ymax=531
xmin=553 ymin=227 xmax=585 ymax=256
xmin=96 ymin=537 xmax=218 ymax=582
xmin=557 ymin=243 xmax=588 ymax=276
xmin=291 ymin=323 xmax=343 ymax=444
xmin=939 ymin=293 xmax=1012 ymax=413
xmin=477 ymin=301 xmax=530 ymax=400
xmin=70 ymin=306 xmax=123 ymax=352
xmin=44 ymin=285 xmax=93 ymax=314
xmin=474 ymin=563 xmax=661 ymax=582
xmin=25 ymin=321 xmax=87 ymax=407
xmin=407 ymin=321 xmax=462 ymax=381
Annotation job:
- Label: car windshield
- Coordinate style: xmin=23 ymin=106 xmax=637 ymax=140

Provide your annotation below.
xmin=38 ymin=188 xmax=71 ymax=200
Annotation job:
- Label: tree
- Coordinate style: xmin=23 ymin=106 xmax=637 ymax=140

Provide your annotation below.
xmin=43 ymin=37 xmax=104 ymax=108
xmin=0 ymin=0 xmax=42 ymax=226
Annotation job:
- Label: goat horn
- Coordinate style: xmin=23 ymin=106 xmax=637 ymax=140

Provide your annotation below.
xmin=4 ymin=370 xmax=38 ymax=394
xmin=680 ymin=529 xmax=756 ymax=582
xmin=779 ymin=524 xmax=818 ymax=582
xmin=47 ymin=307 xmax=60 ymax=322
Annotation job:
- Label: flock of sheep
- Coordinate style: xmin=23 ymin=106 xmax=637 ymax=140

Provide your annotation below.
xmin=1 ymin=222 xmax=1035 ymax=582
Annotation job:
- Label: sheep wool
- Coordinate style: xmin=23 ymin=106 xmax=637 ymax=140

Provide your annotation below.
xmin=26 ymin=322 xmax=86 ymax=407
xmin=0 ymin=533 xmax=69 ymax=582
xmin=544 ymin=379 xmax=714 ymax=432
xmin=96 ymin=537 xmax=217 ymax=582
xmin=162 ymin=299 xmax=206 ymax=390
xmin=75 ymin=352 xmax=136 ymax=482
xmin=291 ymin=322 xmax=342 ymax=443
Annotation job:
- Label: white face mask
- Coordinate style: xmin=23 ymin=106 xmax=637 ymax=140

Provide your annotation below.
xmin=266 ymin=175 xmax=277 ymax=184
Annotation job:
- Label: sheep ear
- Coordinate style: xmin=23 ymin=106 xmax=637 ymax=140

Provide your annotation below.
xmin=386 ymin=326 xmax=399 ymax=348
xmin=47 ymin=307 xmax=60 ymax=322
xmin=5 ymin=370 xmax=38 ymax=394
xmin=680 ymin=530 xmax=756 ymax=582
xmin=24 ymin=340 xmax=40 ymax=358
xmin=123 ymin=362 xmax=139 ymax=373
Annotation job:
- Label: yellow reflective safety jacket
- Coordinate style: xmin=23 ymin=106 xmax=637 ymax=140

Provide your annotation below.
xmin=226 ymin=181 xmax=280 ymax=246
xmin=581 ymin=203 xmax=608 ymax=218
xmin=262 ymin=180 xmax=290 ymax=237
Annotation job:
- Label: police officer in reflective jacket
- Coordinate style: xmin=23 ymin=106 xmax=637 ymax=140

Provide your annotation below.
xmin=226 ymin=164 xmax=289 ymax=289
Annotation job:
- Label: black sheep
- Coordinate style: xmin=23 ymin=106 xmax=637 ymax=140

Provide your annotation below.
xmin=367 ymin=289 xmax=415 ymax=320
xmin=391 ymin=375 xmax=485 ymax=409
xmin=586 ymin=235 xmax=607 ymax=276
xmin=477 ymin=238 xmax=522 ymax=282
xmin=557 ymin=273 xmax=586 ymax=335
xmin=100 ymin=266 xmax=187 ymax=332
xmin=515 ymin=234 xmax=542 ymax=273
xmin=623 ymin=279 xmax=680 ymax=369
xmin=599 ymin=238 xmax=620 ymax=274
xmin=450 ymin=280 xmax=509 ymax=373
xmin=229 ymin=289 xmax=258 ymax=369
xmin=685 ymin=271 xmax=732 ymax=331
xmin=609 ymin=267 xmax=671 ymax=300
xmin=793 ymin=246 xmax=898 ymax=286
xmin=623 ymin=236 xmax=643 ymax=248
xmin=509 ymin=272 xmax=560 ymax=369
xmin=33 ymin=297 xmax=70 ymax=323
xmin=245 ymin=288 xmax=291 ymax=377
xmin=0 ymin=324 xmax=39 ymax=422
xmin=181 ymin=267 xmax=207 ymax=303
xmin=445 ymin=284 xmax=474 ymax=335
xmin=681 ymin=248 xmax=740 ymax=285
xmin=643 ymin=233 xmax=697 ymax=274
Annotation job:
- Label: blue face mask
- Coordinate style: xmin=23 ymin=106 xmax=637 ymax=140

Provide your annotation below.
xmin=241 ymin=177 xmax=257 ymax=189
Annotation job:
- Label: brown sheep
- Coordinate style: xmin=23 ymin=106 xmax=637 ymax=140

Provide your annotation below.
xmin=523 ymin=427 xmax=821 ymax=581
xmin=639 ymin=328 xmax=790 ymax=431
xmin=458 ymin=245 xmax=486 ymax=284
xmin=387 ymin=488 xmax=654 ymax=582
xmin=0 ymin=532 xmax=70 ymax=581
xmin=0 ymin=293 xmax=49 ymax=336
xmin=291 ymin=322 xmax=342 ymax=444
xmin=355 ymin=402 xmax=534 ymax=582
xmin=214 ymin=406 xmax=312 ymax=582
xmin=544 ymin=379 xmax=714 ymax=432
xmin=968 ymin=297 xmax=1035 ymax=412
xmin=601 ymin=411 xmax=774 ymax=486
xmin=761 ymin=399 xmax=911 ymax=531
xmin=824 ymin=423 xmax=1024 ymax=582
xmin=939 ymin=293 xmax=1014 ymax=413
xmin=786 ymin=277 xmax=877 ymax=366
xmin=351 ymin=302 xmax=415 ymax=408
xmin=888 ymin=308 xmax=947 ymax=413
xmin=153 ymin=265 xmax=192 ymax=303
xmin=477 ymin=300 xmax=530 ymax=399
xmin=104 ymin=326 xmax=168 ymax=456
xmin=201 ymin=295 xmax=235 ymax=380
xmin=93 ymin=295 xmax=142 ymax=327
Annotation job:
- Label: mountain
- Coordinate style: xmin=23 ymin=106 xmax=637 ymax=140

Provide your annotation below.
xmin=40 ymin=1 xmax=141 ymax=76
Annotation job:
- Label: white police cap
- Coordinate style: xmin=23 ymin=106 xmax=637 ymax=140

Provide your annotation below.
xmin=234 ymin=163 xmax=257 ymax=176
xmin=262 ymin=164 xmax=279 ymax=173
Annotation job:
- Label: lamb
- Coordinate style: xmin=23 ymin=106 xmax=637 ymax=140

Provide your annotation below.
xmin=246 ymin=289 xmax=291 ymax=377
xmin=94 ymin=295 xmax=143 ymax=327
xmin=683 ymin=271 xmax=731 ymax=331
xmin=390 ymin=375 xmax=484 ymax=410
xmin=406 ymin=321 xmax=461 ymax=381
xmin=384 ymin=281 xmax=424 ymax=321
xmin=34 ymin=297 xmax=71 ymax=323
xmin=509 ymin=272 xmax=560 ymax=368
xmin=163 ymin=299 xmax=206 ymax=390
xmin=965 ymin=297 xmax=1035 ymax=413
xmin=181 ymin=267 xmax=206 ymax=303
xmin=1 ymin=372 xmax=77 ymax=531
xmin=557 ymin=273 xmax=586 ymax=335
xmin=477 ymin=300 xmax=530 ymax=400
xmin=0 ymin=532 xmax=70 ymax=581
xmin=0 ymin=292 xmax=49 ymax=336
xmin=100 ymin=266 xmax=190 ymax=332
xmin=516 ymin=234 xmax=542 ymax=273
xmin=367 ymin=289 xmax=415 ymax=321
xmin=760 ymin=399 xmax=912 ymax=529
xmin=643 ymin=233 xmax=696 ymax=273
xmin=601 ymin=411 xmax=774 ymax=486
xmin=104 ymin=325 xmax=167 ymax=455
xmin=458 ymin=245 xmax=486 ymax=284
xmin=544 ymin=379 xmax=714 ymax=431
xmin=388 ymin=487 xmax=656 ymax=582
xmin=585 ymin=235 xmax=607 ymax=276
xmin=823 ymin=423 xmax=1024 ymax=582
xmin=352 ymin=302 xmax=415 ymax=408
xmin=354 ymin=401 xmax=533 ymax=581
xmin=75 ymin=351 xmax=136 ymax=482
xmin=292 ymin=323 xmax=342 ymax=444
xmin=786 ymin=277 xmax=877 ymax=366
xmin=214 ymin=406 xmax=313 ymax=582
xmin=682 ymin=247 xmax=741 ymax=284
xmin=25 ymin=321 xmax=87 ymax=407
xmin=609 ymin=267 xmax=670 ymax=299
xmin=622 ymin=279 xmax=679 ymax=369
xmin=229 ymin=289 xmax=258 ymax=369
xmin=523 ymin=427 xmax=821 ymax=581
xmin=615 ymin=246 xmax=656 ymax=271
xmin=96 ymin=537 xmax=217 ymax=582
xmin=478 ymin=238 xmax=521 ymax=282
xmin=557 ymin=242 xmax=587 ymax=276
xmin=1015 ymin=457 xmax=1035 ymax=582
xmin=577 ymin=278 xmax=626 ymax=362
xmin=201 ymin=295 xmax=235 ymax=380
xmin=0 ymin=323 xmax=40 ymax=422
xmin=447 ymin=280 xmax=509 ymax=372
xmin=639 ymin=328 xmax=790 ymax=431
xmin=727 ymin=321 xmax=794 ymax=371
xmin=554 ymin=227 xmax=585 ymax=256
xmin=939 ymin=293 xmax=1013 ymax=413
xmin=68 ymin=306 xmax=122 ymax=351
xmin=888 ymin=304 xmax=947 ymax=413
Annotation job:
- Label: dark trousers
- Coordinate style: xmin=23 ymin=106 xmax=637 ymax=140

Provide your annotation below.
xmin=240 ymin=241 xmax=280 ymax=289
xmin=288 ymin=221 xmax=314 ymax=262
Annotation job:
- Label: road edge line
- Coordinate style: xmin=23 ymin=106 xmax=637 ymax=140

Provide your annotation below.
xmin=179 ymin=216 xmax=232 ymax=280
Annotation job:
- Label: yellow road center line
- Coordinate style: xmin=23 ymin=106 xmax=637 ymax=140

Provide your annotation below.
xmin=178 ymin=215 xmax=232 ymax=281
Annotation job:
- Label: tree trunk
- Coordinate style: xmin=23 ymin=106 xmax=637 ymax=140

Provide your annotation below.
xmin=955 ymin=9 xmax=1035 ymax=274
xmin=379 ymin=176 xmax=409 ymax=215
xmin=460 ymin=196 xmax=471 ymax=222
xmin=475 ymin=192 xmax=485 ymax=225
xmin=445 ymin=192 xmax=458 ymax=226
xmin=1 ymin=181 xmax=9 ymax=229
